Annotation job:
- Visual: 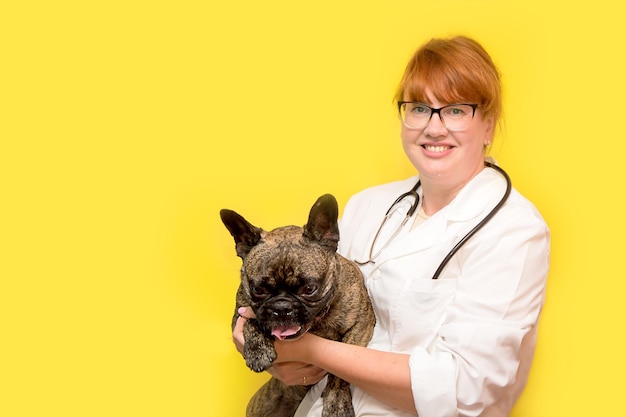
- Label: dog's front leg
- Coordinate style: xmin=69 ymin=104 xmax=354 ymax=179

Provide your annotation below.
xmin=321 ymin=374 xmax=355 ymax=417
xmin=243 ymin=319 xmax=277 ymax=372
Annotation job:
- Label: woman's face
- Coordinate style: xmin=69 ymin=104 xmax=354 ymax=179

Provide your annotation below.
xmin=401 ymin=89 xmax=494 ymax=191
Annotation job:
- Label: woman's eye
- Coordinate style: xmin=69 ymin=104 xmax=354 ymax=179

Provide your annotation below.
xmin=411 ymin=105 xmax=429 ymax=114
xmin=444 ymin=105 xmax=472 ymax=118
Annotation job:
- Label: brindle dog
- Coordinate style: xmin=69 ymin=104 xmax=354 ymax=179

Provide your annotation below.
xmin=220 ymin=194 xmax=375 ymax=417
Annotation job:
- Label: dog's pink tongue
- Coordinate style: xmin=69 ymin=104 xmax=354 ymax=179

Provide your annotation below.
xmin=271 ymin=326 xmax=301 ymax=340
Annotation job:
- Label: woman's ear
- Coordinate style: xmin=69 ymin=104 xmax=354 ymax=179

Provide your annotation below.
xmin=483 ymin=117 xmax=495 ymax=146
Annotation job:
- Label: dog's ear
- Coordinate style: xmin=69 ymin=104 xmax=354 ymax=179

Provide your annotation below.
xmin=220 ymin=209 xmax=263 ymax=259
xmin=303 ymin=194 xmax=339 ymax=251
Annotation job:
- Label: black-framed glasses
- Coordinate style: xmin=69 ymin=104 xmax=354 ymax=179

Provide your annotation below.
xmin=398 ymin=102 xmax=478 ymax=131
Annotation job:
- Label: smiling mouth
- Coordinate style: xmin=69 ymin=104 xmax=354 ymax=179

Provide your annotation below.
xmin=423 ymin=144 xmax=452 ymax=153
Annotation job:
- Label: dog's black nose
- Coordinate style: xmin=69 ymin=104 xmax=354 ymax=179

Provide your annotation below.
xmin=270 ymin=300 xmax=294 ymax=317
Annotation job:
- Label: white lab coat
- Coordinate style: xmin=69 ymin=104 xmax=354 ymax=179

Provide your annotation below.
xmin=295 ymin=167 xmax=550 ymax=417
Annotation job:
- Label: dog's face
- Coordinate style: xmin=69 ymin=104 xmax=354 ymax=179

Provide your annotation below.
xmin=241 ymin=226 xmax=338 ymax=340
xmin=221 ymin=194 xmax=340 ymax=341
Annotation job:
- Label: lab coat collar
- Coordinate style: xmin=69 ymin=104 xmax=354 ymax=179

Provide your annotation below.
xmin=444 ymin=167 xmax=508 ymax=222
xmin=371 ymin=167 xmax=507 ymax=266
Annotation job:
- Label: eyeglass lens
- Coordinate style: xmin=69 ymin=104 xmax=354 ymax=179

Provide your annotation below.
xmin=400 ymin=103 xmax=475 ymax=131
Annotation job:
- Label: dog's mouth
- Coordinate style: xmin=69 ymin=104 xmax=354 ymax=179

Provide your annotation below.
xmin=271 ymin=325 xmax=303 ymax=341
xmin=270 ymin=321 xmax=316 ymax=341
xmin=269 ymin=306 xmax=329 ymax=341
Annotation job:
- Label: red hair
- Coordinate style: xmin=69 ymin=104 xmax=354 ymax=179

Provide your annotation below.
xmin=395 ymin=36 xmax=502 ymax=122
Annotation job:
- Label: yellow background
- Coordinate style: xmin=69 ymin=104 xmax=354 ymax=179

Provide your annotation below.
xmin=1 ymin=1 xmax=624 ymax=415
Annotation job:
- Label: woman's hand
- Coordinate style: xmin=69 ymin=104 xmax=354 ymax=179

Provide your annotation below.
xmin=268 ymin=360 xmax=327 ymax=386
xmin=233 ymin=306 xmax=327 ymax=386
xmin=231 ymin=307 xmax=251 ymax=355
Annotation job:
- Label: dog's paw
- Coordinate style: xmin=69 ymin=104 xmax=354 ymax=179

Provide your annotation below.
xmin=322 ymin=387 xmax=355 ymax=417
xmin=245 ymin=348 xmax=277 ymax=373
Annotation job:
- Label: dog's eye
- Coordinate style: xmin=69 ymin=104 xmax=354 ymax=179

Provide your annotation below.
xmin=251 ymin=285 xmax=269 ymax=298
xmin=301 ymin=284 xmax=318 ymax=296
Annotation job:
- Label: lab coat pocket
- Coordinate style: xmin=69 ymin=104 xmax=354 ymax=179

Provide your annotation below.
xmin=392 ymin=278 xmax=458 ymax=352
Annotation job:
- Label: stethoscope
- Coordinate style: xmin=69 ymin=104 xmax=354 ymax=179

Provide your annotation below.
xmin=354 ymin=162 xmax=511 ymax=279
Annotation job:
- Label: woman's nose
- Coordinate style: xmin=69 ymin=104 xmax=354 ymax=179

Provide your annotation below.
xmin=423 ymin=114 xmax=448 ymax=136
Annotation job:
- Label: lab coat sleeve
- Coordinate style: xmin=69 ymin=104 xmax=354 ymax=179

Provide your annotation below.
xmin=409 ymin=202 xmax=550 ymax=417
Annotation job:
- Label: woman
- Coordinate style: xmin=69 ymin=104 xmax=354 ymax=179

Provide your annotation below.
xmin=234 ymin=36 xmax=550 ymax=417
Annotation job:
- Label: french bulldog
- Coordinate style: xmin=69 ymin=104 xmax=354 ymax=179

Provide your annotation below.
xmin=220 ymin=194 xmax=375 ymax=417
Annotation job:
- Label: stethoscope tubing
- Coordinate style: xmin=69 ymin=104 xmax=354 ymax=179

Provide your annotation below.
xmin=430 ymin=162 xmax=511 ymax=279
xmin=363 ymin=184 xmax=420 ymax=261
xmin=354 ymin=162 xmax=512 ymax=279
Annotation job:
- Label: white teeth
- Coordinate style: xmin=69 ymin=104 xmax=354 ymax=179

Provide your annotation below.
xmin=424 ymin=145 xmax=449 ymax=153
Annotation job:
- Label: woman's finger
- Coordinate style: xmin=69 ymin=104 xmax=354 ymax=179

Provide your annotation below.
xmin=232 ymin=315 xmax=247 ymax=354
xmin=237 ymin=306 xmax=256 ymax=320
